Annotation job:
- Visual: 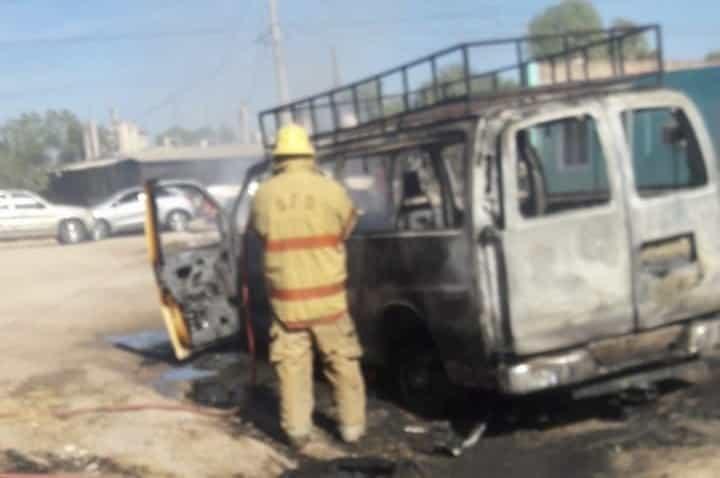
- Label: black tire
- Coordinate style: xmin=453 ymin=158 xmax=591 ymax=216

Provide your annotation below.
xmin=57 ymin=219 xmax=88 ymax=245
xmin=92 ymin=219 xmax=111 ymax=241
xmin=391 ymin=338 xmax=452 ymax=418
xmin=166 ymin=210 xmax=191 ymax=232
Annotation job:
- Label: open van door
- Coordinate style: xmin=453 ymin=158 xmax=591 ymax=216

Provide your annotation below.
xmin=144 ymin=180 xmax=240 ymax=360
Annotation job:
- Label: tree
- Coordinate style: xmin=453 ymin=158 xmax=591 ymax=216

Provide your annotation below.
xmin=155 ymin=126 xmax=193 ymax=146
xmin=0 ymin=110 xmax=87 ymax=191
xmin=52 ymin=111 xmax=84 ymax=164
xmin=415 ymin=65 xmax=518 ymax=107
xmin=528 ymin=0 xmax=603 ymax=58
xmin=356 ymin=81 xmax=389 ymax=120
xmin=0 ymin=149 xmax=49 ymax=191
xmin=611 ymin=18 xmax=651 ymax=59
xmin=706 ymin=50 xmax=720 ymax=62
xmin=346 ymin=66 xmax=518 ymax=123
xmin=98 ymin=125 xmax=116 ymax=154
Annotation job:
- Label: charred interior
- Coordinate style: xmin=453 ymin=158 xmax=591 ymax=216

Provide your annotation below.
xmin=160 ymin=248 xmax=239 ymax=349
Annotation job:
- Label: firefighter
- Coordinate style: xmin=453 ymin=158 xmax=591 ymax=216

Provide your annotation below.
xmin=249 ymin=123 xmax=366 ymax=448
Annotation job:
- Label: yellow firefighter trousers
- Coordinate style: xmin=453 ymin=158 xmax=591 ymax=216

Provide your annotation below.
xmin=269 ymin=314 xmax=366 ymax=439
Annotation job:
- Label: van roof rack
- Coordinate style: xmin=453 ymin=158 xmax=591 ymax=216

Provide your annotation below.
xmin=259 ymin=25 xmax=663 ymax=149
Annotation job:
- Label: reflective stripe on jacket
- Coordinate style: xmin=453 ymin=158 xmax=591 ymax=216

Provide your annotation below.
xmin=250 ymin=159 xmax=356 ymax=328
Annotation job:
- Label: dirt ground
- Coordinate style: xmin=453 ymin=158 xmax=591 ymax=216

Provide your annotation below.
xmin=3 ymin=236 xmax=720 ymax=477
xmin=0 ymin=237 xmax=292 ymax=478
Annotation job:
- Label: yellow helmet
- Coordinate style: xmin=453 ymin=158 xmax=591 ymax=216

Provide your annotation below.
xmin=272 ymin=123 xmax=315 ymax=158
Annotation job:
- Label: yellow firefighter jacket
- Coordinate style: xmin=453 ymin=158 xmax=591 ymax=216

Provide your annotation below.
xmin=250 ymin=158 xmax=356 ymax=328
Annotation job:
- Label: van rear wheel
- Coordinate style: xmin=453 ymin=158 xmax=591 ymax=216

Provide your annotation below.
xmin=392 ymin=340 xmax=451 ymax=417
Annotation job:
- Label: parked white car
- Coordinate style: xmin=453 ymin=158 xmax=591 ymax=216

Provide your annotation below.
xmin=0 ymin=190 xmax=94 ymax=244
xmin=91 ymin=185 xmax=194 ymax=240
xmin=207 ymin=184 xmax=241 ymax=211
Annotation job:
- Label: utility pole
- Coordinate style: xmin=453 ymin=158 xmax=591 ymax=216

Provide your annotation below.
xmin=238 ymin=104 xmax=250 ymax=144
xmin=268 ymin=0 xmax=290 ymax=108
xmin=89 ymin=120 xmax=100 ymax=160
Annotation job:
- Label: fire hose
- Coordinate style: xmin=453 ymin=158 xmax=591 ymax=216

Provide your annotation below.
xmin=0 ymin=201 xmax=257 ymax=424
xmin=0 ymin=475 xmax=83 ymax=478
xmin=0 ymin=403 xmax=239 ymax=421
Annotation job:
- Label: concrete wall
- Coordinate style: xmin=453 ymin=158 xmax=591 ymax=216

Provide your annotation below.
xmin=536 ymin=59 xmax=720 ymax=85
xmin=116 ymin=121 xmax=149 ymax=155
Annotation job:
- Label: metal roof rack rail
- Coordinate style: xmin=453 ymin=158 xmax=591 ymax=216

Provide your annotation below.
xmin=259 ymin=25 xmax=663 ymax=148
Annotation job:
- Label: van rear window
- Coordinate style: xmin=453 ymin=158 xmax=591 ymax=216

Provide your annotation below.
xmin=623 ymin=107 xmax=708 ymax=197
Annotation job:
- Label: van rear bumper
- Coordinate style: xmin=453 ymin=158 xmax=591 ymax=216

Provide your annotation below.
xmin=571 ymin=359 xmax=708 ymax=400
xmin=498 ymin=317 xmax=720 ymax=395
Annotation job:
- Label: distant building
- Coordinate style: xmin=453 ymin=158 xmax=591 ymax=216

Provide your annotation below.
xmin=45 ymin=143 xmax=264 ymax=206
xmin=115 ymin=120 xmax=150 ymax=155
xmin=132 ymin=143 xmax=263 ymax=185
xmin=82 ymin=121 xmax=100 ymax=161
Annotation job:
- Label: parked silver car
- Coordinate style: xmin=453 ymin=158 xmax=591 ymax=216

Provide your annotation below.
xmin=0 ymin=190 xmax=94 ymax=244
xmin=91 ymin=185 xmax=194 ymax=240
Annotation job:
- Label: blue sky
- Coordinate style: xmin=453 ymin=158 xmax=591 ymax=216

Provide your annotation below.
xmin=0 ymin=0 xmax=718 ymax=137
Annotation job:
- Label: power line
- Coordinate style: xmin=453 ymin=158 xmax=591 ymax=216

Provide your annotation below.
xmin=284 ymin=9 xmax=528 ymax=33
xmin=139 ymin=43 xmax=245 ymax=120
xmin=0 ymin=27 xmax=238 ymax=49
xmin=0 ymin=83 xmax=81 ymax=100
xmin=139 ymin=0 xmax=258 ymax=121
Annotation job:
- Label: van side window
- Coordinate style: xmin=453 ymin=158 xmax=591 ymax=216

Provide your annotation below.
xmin=337 ymin=145 xmax=459 ymax=233
xmin=339 ymin=156 xmax=395 ymax=233
xmin=516 ymin=115 xmax=611 ymax=218
xmin=624 ymin=108 xmax=707 ymax=197
xmin=393 ymin=150 xmax=446 ymax=231
xmin=442 ymin=143 xmax=465 ymax=209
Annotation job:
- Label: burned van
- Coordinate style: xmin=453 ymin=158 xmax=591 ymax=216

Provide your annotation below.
xmin=144 ymin=26 xmax=720 ymax=405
